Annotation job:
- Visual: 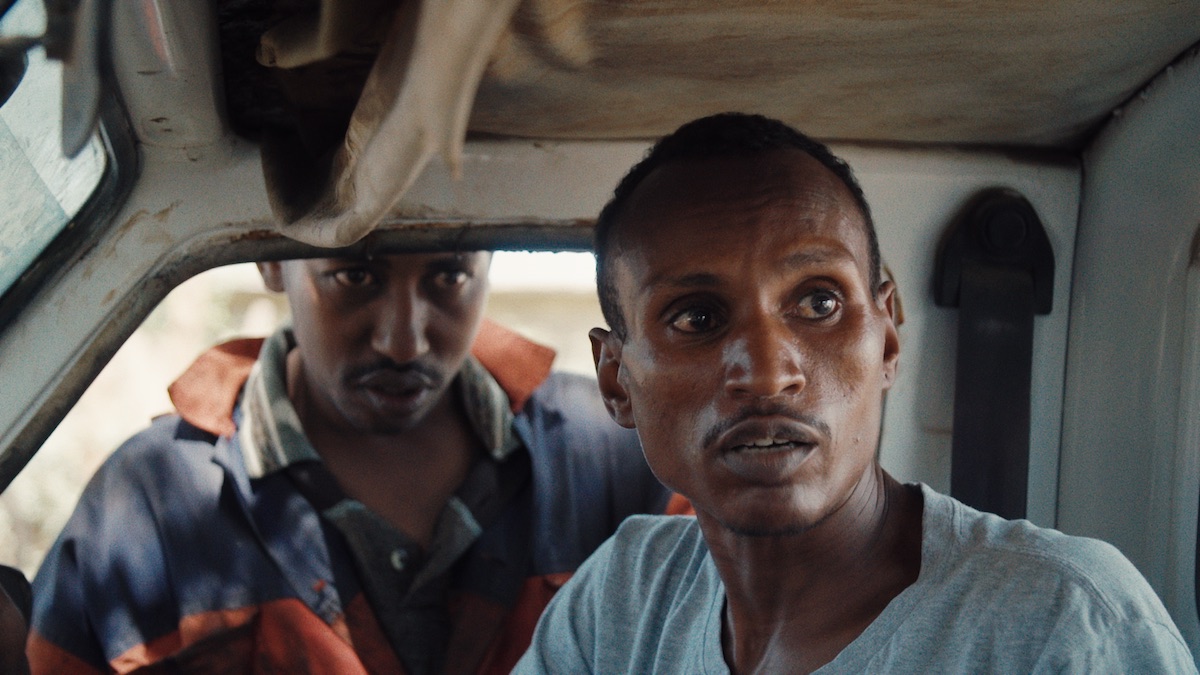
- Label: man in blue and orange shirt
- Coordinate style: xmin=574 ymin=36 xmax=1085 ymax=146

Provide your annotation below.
xmin=29 ymin=251 xmax=682 ymax=674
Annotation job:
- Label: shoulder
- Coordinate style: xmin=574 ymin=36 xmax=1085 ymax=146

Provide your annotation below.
xmin=543 ymin=515 xmax=708 ymax=616
xmin=65 ymin=415 xmax=229 ymax=526
xmin=95 ymin=415 xmax=218 ymax=480
xmin=527 ymin=516 xmax=704 ymax=623
xmin=521 ymin=370 xmax=642 ymax=457
xmin=612 ymin=514 xmax=703 ymax=549
xmin=549 ymin=515 xmax=706 ymax=591
xmin=33 ymin=417 xmax=224 ymax=595
xmin=96 ymin=415 xmax=223 ymax=478
xmin=519 ymin=372 xmax=674 ymax=567
xmin=614 ymin=511 xmax=700 ymax=542
xmin=920 ymin=486 xmax=1191 ymax=660
xmin=587 ymin=515 xmax=708 ymax=588
xmin=517 ymin=515 xmax=718 ymax=673
xmin=927 ymin=486 xmax=1155 ymax=606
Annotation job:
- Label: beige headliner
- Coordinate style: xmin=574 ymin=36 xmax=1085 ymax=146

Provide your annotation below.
xmin=469 ymin=0 xmax=1200 ymax=148
xmin=248 ymin=0 xmax=1200 ymax=246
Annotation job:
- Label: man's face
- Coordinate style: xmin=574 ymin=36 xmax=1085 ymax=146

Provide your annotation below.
xmin=592 ymin=150 xmax=899 ymax=536
xmin=259 ymin=252 xmax=492 ymax=436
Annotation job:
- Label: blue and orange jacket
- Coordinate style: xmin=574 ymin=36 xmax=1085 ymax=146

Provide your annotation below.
xmin=28 ymin=321 xmax=685 ymax=674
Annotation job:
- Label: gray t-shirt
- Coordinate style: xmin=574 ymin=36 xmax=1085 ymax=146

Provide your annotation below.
xmin=515 ymin=484 xmax=1196 ymax=673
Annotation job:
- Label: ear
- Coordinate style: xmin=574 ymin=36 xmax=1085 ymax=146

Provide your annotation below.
xmin=877 ymin=280 xmax=901 ymax=388
xmin=256 ymin=261 xmax=286 ymax=292
xmin=589 ymin=327 xmax=636 ymax=428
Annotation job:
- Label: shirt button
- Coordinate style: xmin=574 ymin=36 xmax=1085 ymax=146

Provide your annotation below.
xmin=390 ymin=549 xmax=408 ymax=572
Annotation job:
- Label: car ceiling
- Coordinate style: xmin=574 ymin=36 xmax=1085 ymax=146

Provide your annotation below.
xmin=203 ymin=0 xmax=1200 ymax=246
xmin=220 ymin=0 xmax=1200 ymax=150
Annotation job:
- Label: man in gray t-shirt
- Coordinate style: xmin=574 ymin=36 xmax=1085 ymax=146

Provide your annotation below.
xmin=519 ymin=487 xmax=1193 ymax=672
xmin=515 ymin=113 xmax=1196 ymax=673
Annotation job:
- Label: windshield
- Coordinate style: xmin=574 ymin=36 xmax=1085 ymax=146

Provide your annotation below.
xmin=0 ymin=0 xmax=106 ymax=297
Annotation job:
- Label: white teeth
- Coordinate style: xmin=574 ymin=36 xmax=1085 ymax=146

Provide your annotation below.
xmin=737 ymin=438 xmax=800 ymax=452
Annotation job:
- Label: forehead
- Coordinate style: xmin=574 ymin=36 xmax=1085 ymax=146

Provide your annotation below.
xmin=611 ymin=149 xmax=871 ymax=284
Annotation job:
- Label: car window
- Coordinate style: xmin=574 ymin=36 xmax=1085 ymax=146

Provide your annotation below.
xmin=0 ymin=251 xmax=602 ymax=577
xmin=0 ymin=0 xmax=106 ymax=298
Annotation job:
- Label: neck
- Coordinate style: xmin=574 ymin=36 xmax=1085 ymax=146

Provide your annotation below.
xmin=288 ymin=352 xmax=480 ymax=547
xmin=703 ymin=467 xmax=922 ymax=674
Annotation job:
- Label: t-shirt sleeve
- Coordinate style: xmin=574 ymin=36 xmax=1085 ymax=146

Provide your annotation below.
xmin=1106 ymin=620 xmax=1198 ymax=673
xmin=1031 ymin=614 xmax=1197 ymax=673
xmin=511 ymin=533 xmax=616 ymax=674
xmin=1022 ymin=536 xmax=1199 ymax=674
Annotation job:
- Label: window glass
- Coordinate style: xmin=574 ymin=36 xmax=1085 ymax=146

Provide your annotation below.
xmin=0 ymin=0 xmax=107 ymax=297
xmin=487 ymin=251 xmax=601 ymax=375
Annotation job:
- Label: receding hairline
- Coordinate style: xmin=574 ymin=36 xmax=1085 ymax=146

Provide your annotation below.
xmin=604 ymin=148 xmax=875 ymax=273
xmin=620 ymin=146 xmax=861 ymax=213
xmin=594 ymin=114 xmax=881 ymax=338
xmin=601 ymin=151 xmax=878 ymax=333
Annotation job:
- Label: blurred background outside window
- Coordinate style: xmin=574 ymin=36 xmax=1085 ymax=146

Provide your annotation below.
xmin=0 ymin=251 xmax=604 ymax=577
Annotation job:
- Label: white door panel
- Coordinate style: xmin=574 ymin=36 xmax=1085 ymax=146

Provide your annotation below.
xmin=841 ymin=148 xmax=1079 ymax=528
xmin=1064 ymin=48 xmax=1200 ymax=653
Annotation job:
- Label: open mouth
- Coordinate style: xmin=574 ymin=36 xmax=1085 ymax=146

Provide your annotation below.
xmin=713 ymin=416 xmax=824 ymax=483
xmin=720 ymin=438 xmax=815 ymax=484
xmin=717 ymin=416 xmax=823 ymax=454
xmin=730 ymin=438 xmax=812 ymax=454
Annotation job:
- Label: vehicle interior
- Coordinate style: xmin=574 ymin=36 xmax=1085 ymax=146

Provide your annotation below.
xmin=2 ymin=0 xmax=1199 ymax=660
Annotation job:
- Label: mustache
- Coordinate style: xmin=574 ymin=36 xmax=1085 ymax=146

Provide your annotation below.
xmin=701 ymin=401 xmax=831 ymax=450
xmin=343 ymin=359 xmax=443 ymax=388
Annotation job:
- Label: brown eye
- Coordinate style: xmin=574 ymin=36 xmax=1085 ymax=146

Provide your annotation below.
xmin=669 ymin=306 xmax=721 ymax=333
xmin=332 ymin=269 xmax=375 ymax=287
xmin=433 ymin=269 xmax=469 ymax=288
xmin=798 ymin=290 xmax=840 ymax=319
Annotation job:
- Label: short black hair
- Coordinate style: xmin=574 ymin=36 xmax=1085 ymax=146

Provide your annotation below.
xmin=594 ymin=112 xmax=880 ymax=338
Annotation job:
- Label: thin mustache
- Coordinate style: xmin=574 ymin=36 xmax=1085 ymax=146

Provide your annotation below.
xmin=344 ymin=360 xmax=442 ymax=387
xmin=701 ymin=402 xmax=831 ymax=450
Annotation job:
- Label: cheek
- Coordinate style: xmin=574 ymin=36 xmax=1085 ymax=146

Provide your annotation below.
xmin=816 ymin=319 xmax=888 ymax=392
xmin=285 ymin=291 xmax=326 ymax=348
xmin=811 ymin=329 xmax=888 ymax=448
xmin=623 ymin=347 xmax=710 ymax=421
xmin=430 ymin=288 xmax=488 ymax=350
xmin=623 ymin=352 xmax=718 ymax=463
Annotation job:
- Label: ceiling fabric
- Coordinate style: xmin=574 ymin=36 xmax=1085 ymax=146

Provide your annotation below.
xmin=251 ymin=0 xmax=1200 ymax=247
xmin=471 ymin=0 xmax=1200 ymax=146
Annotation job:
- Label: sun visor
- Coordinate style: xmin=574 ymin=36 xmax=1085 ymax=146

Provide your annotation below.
xmin=257 ymin=0 xmax=520 ymax=247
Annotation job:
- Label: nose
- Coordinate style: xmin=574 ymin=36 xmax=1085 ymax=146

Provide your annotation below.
xmin=370 ymin=283 xmax=430 ymax=364
xmin=724 ymin=314 xmax=807 ymax=399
